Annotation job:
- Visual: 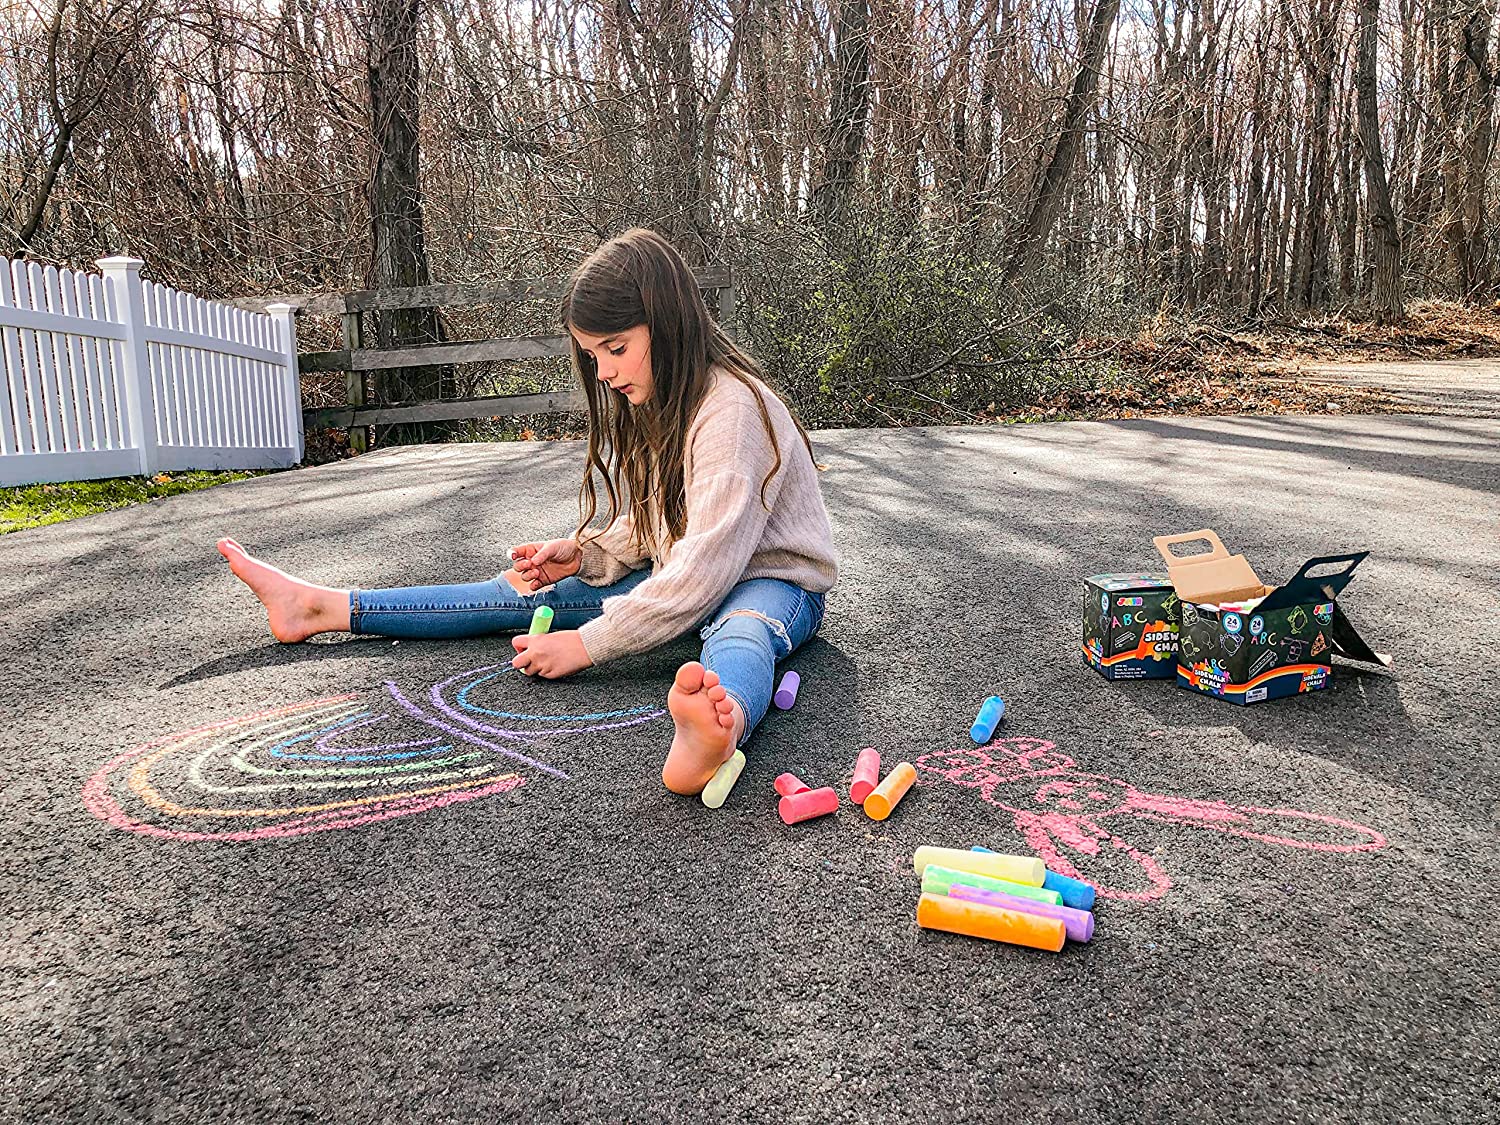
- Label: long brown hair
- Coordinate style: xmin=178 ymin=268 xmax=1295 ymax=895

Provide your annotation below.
xmin=562 ymin=228 xmax=812 ymax=554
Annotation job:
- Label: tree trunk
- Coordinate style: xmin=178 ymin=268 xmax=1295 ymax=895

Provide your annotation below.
xmin=1000 ymin=0 xmax=1121 ymax=286
xmin=366 ymin=0 xmax=444 ymax=444
xmin=1355 ymin=0 xmax=1404 ymax=322
xmin=810 ymin=0 xmax=871 ymax=227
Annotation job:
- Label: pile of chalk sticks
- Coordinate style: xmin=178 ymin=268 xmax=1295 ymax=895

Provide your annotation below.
xmin=913 ymin=845 xmax=1097 ymax=952
xmin=703 ymin=673 xmax=919 ymax=821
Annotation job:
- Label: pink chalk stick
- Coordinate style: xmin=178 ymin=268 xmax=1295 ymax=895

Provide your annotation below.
xmin=778 ymin=785 xmax=838 ymax=825
xmin=774 ymin=772 xmax=811 ymax=797
xmin=947 ymin=883 xmax=1095 ymax=943
xmin=850 ymin=747 xmax=881 ymax=804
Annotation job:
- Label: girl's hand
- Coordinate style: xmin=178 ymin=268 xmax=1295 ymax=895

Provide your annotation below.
xmin=509 ymin=538 xmax=583 ymax=590
xmin=511 ymin=630 xmax=594 ymax=679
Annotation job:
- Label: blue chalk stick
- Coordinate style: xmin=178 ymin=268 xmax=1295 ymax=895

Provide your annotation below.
xmin=973 ymin=847 xmax=1097 ymax=911
xmin=969 ymin=695 xmax=1005 ymax=743
xmin=1042 ymin=870 xmax=1097 ymax=912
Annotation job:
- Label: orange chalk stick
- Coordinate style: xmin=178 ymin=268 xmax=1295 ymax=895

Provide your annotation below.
xmin=850 ymin=747 xmax=881 ymax=804
xmin=774 ymin=772 xmax=811 ymax=798
xmin=778 ymin=786 xmax=838 ymax=824
xmin=863 ymin=761 xmax=916 ymax=821
xmin=916 ymin=892 xmax=1065 ymax=953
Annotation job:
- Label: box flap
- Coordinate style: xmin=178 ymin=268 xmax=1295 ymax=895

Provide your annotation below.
xmin=1329 ymin=603 xmax=1391 ymax=668
xmin=1152 ymin=529 xmax=1268 ymax=605
xmin=1255 ymin=551 xmax=1369 ymax=612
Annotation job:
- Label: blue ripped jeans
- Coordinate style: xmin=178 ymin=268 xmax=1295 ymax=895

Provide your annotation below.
xmin=349 ymin=572 xmax=826 ymax=745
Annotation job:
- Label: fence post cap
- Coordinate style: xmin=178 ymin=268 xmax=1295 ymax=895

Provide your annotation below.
xmin=95 ymin=255 xmax=145 ymax=271
xmin=265 ymin=302 xmax=296 ymax=314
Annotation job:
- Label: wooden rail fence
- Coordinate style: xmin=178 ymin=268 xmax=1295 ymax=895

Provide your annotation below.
xmin=232 ymin=267 xmax=735 ymax=446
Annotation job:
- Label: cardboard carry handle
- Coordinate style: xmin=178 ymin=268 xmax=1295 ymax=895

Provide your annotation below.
xmin=1282 ymin=551 xmax=1368 ymax=591
xmin=1256 ymin=550 xmax=1370 ymax=612
xmin=1152 ymin=530 xmax=1229 ymax=567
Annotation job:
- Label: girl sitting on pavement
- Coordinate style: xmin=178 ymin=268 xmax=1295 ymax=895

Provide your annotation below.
xmin=217 ymin=228 xmax=838 ymax=795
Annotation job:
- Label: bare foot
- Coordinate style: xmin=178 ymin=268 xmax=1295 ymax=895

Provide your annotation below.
xmin=216 ymin=538 xmax=351 ymax=642
xmin=663 ymin=661 xmax=743 ymax=795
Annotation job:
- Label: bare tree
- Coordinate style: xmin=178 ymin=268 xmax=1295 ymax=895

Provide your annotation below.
xmin=1000 ymin=0 xmax=1121 ymax=284
xmin=1355 ymin=0 xmax=1404 ymax=320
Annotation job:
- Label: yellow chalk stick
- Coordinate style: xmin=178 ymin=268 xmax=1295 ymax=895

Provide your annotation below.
xmin=863 ymin=761 xmax=916 ymax=821
xmin=911 ymin=846 xmax=1045 ymax=887
xmin=701 ymin=750 xmax=746 ymax=809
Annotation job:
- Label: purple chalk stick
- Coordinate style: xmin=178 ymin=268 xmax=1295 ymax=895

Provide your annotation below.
xmin=773 ymin=671 xmax=801 ymax=710
xmin=947 ymin=883 xmax=1095 ymax=943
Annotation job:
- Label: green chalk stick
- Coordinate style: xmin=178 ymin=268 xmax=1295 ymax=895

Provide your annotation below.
xmin=529 ymin=605 xmax=554 ymax=635
xmin=921 ymin=864 xmax=1064 ymax=906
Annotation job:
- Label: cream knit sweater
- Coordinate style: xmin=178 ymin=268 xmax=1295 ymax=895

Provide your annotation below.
xmin=573 ymin=369 xmax=838 ymax=665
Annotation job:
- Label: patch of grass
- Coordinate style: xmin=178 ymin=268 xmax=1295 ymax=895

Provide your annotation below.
xmin=1 ymin=469 xmax=265 ymax=534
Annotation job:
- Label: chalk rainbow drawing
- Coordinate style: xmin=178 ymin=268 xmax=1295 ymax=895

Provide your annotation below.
xmin=915 ymin=737 xmax=1385 ymax=903
xmin=82 ymin=665 xmax=666 ymax=842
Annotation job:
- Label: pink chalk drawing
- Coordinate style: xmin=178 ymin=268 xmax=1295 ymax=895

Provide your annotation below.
xmin=915 ymin=737 xmax=1386 ymax=902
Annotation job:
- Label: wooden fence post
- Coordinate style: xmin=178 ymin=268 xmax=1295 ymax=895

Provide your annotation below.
xmin=268 ymin=303 xmax=305 ymax=463
xmin=96 ymin=255 xmax=158 ymax=477
xmin=341 ymin=299 xmax=367 ymax=453
xmin=721 ymin=272 xmax=737 ymax=341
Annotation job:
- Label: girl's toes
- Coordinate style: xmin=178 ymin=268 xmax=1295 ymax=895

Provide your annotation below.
xmin=706 ymin=683 xmax=727 ymax=702
xmin=702 ymin=668 xmax=721 ymax=689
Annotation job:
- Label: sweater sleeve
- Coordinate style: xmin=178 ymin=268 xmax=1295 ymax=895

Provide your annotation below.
xmin=574 ymin=511 xmax=650 ymax=586
xmin=577 ymin=393 xmax=782 ymax=664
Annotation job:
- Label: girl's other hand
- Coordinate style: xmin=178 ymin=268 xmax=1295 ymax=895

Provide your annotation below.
xmin=509 ymin=538 xmax=583 ymax=590
xmin=511 ymin=630 xmax=593 ymax=679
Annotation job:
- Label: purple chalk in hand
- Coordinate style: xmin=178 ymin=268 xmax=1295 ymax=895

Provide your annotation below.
xmin=773 ymin=671 xmax=801 ymax=710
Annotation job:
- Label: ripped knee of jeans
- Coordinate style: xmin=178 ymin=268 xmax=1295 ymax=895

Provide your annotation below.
xmin=699 ymin=607 xmax=792 ymax=651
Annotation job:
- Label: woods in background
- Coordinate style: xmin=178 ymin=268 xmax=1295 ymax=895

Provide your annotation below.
xmin=2 ymin=0 xmax=1497 ymax=423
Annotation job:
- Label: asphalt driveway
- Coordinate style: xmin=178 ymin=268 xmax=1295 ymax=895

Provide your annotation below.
xmin=2 ymin=414 xmax=1496 ymax=1124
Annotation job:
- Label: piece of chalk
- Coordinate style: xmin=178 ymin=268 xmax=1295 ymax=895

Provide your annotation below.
xmin=1042 ymin=870 xmax=1098 ymax=912
xmin=922 ymin=865 xmax=1063 ymax=906
xmin=773 ymin=671 xmax=801 ymax=710
xmin=863 ymin=762 xmax=916 ymax=821
xmin=917 ymin=892 xmax=1065 ymax=952
xmin=528 ymin=605 xmax=554 ymax=635
xmin=778 ymin=785 xmax=838 ymax=824
xmin=701 ymin=750 xmax=746 ymax=809
xmin=774 ymin=772 xmax=811 ymax=798
xmin=947 ymin=884 xmax=1094 ymax=943
xmin=850 ymin=747 xmax=881 ymax=804
xmin=912 ymin=846 xmax=1044 ymax=887
xmin=970 ymin=695 xmax=1006 ymax=743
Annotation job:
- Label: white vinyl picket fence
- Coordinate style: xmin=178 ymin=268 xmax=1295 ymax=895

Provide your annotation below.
xmin=0 ymin=255 xmax=303 ymax=487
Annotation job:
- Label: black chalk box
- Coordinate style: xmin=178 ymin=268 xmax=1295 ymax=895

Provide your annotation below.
xmin=1082 ymin=573 xmax=1181 ymax=680
xmin=1154 ymin=531 xmax=1391 ymax=705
